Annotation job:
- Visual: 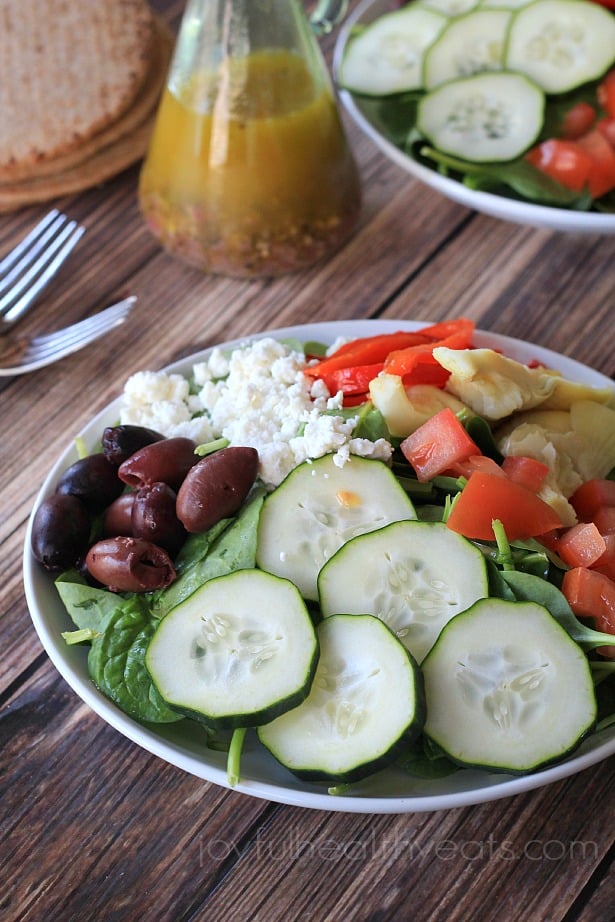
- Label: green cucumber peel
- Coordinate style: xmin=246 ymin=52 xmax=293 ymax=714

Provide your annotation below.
xmin=396 ymin=736 xmax=459 ymax=780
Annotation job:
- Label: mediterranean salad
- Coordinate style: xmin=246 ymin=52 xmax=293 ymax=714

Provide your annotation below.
xmin=338 ymin=0 xmax=615 ymax=213
xmin=30 ymin=318 xmax=615 ymax=794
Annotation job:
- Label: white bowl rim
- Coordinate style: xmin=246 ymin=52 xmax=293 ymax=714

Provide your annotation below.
xmin=23 ymin=318 xmax=615 ymax=814
xmin=333 ymin=0 xmax=615 ymax=236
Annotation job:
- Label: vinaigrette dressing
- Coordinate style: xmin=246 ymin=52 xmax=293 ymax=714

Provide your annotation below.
xmin=139 ymin=50 xmax=361 ymax=277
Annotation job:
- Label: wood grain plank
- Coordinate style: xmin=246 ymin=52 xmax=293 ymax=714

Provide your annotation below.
xmin=2 ymin=2 xmax=614 ymax=919
xmin=1 ymin=660 xmax=272 ymax=920
xmin=172 ymin=757 xmax=615 ymax=922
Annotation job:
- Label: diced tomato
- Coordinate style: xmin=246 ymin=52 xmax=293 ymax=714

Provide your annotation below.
xmin=557 ymin=522 xmax=607 ymax=568
xmin=575 ymin=129 xmax=615 ymax=197
xmin=598 ymin=68 xmax=615 ymax=118
xmin=590 ymin=0 xmax=615 ymax=8
xmin=570 ymin=478 xmax=615 ymax=520
xmin=597 ymin=116 xmax=615 ymax=148
xmin=400 ymin=407 xmax=481 ymax=482
xmin=561 ymin=101 xmax=596 ymax=139
xmin=561 ymin=566 xmax=615 ymax=658
xmin=525 ymin=138 xmax=594 ymax=192
xmin=445 ymin=455 xmax=505 ymax=480
xmin=594 ymin=533 xmax=615 ymax=581
xmin=501 ymin=455 xmax=550 ymax=492
xmin=446 ymin=471 xmax=563 ymax=541
xmin=593 ymin=506 xmax=615 ymax=535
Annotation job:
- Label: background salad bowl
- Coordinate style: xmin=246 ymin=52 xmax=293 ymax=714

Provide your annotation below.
xmin=333 ymin=0 xmax=615 ymax=235
xmin=23 ymin=319 xmax=615 ymax=814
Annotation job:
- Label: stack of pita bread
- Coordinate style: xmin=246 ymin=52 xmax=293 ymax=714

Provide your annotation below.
xmin=0 ymin=0 xmax=174 ymax=212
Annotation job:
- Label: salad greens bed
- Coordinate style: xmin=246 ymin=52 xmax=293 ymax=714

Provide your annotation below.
xmin=350 ymin=79 xmax=612 ymax=212
xmin=51 ymin=336 xmax=615 ymax=795
xmin=341 ymin=0 xmax=615 ymax=214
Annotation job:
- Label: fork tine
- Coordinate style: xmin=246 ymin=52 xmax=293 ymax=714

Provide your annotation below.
xmin=0 ymin=211 xmax=68 ymax=295
xmin=0 ymin=222 xmax=86 ymax=322
xmin=0 ymin=209 xmax=61 ymax=276
xmin=27 ymin=297 xmax=137 ymax=360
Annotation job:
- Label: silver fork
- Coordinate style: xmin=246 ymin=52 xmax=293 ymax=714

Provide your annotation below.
xmin=0 ymin=210 xmax=86 ymax=325
xmin=0 ymin=296 xmax=137 ymax=376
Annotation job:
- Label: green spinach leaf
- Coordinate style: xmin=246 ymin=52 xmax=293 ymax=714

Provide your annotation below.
xmin=150 ymin=486 xmax=266 ymax=617
xmin=502 ymin=570 xmax=615 ymax=650
xmin=88 ymin=596 xmax=182 ymax=723
xmin=55 ymin=571 xmax=127 ymax=632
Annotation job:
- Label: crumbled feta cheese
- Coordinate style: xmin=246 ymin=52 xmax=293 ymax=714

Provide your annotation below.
xmin=120 ymin=369 xmax=215 ymax=443
xmin=207 ymin=347 xmax=231 ymax=380
xmin=118 ymin=337 xmax=393 ymax=487
xmin=326 ymin=336 xmax=350 ymax=356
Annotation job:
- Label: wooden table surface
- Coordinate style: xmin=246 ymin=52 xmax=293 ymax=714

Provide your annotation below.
xmin=2 ymin=2 xmax=614 ymax=919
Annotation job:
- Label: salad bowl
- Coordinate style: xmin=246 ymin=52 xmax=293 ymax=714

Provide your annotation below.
xmin=333 ymin=0 xmax=615 ymax=235
xmin=24 ymin=319 xmax=615 ymax=813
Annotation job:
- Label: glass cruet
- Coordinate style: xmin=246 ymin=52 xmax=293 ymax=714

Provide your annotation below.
xmin=138 ymin=0 xmax=361 ymax=279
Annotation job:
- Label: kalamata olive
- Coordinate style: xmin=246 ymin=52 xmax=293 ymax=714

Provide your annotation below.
xmin=31 ymin=494 xmax=91 ymax=572
xmin=85 ymin=537 xmax=176 ymax=592
xmin=118 ymin=437 xmax=198 ymax=491
xmin=102 ymin=425 xmax=165 ymax=467
xmin=131 ymin=482 xmax=186 ymax=556
xmin=176 ymin=446 xmax=259 ymax=533
xmin=103 ymin=492 xmax=136 ymax=536
xmin=56 ymin=453 xmax=124 ymax=512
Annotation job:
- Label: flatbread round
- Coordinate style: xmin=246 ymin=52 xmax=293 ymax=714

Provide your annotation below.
xmin=0 ymin=15 xmax=173 ymax=212
xmin=0 ymin=0 xmax=155 ymax=181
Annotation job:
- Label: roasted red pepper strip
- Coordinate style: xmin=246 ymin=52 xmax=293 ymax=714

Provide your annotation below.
xmin=304 ymin=330 xmax=432 ymax=378
xmin=319 ymin=362 xmax=385 ymax=395
xmin=412 ymin=318 xmax=475 ymax=340
xmin=384 ymin=318 xmax=475 ymax=378
xmin=400 ymin=355 xmax=451 ymax=388
xmin=305 ymin=318 xmax=474 ymax=396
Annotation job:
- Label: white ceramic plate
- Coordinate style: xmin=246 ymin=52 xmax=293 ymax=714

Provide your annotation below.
xmin=24 ymin=320 xmax=615 ymax=813
xmin=333 ymin=0 xmax=615 ymax=235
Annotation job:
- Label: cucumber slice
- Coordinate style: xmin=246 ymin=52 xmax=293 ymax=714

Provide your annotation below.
xmin=256 ymin=454 xmax=417 ymax=601
xmin=480 ymin=0 xmax=534 ymax=7
xmin=258 ymin=614 xmax=426 ymax=783
xmin=318 ymin=520 xmax=488 ymax=663
xmin=419 ymin=0 xmax=480 ymax=14
xmin=422 ymin=598 xmax=597 ymax=774
xmin=505 ymin=0 xmax=615 ymax=94
xmin=417 ymin=71 xmax=544 ymax=162
xmin=338 ymin=6 xmax=448 ymax=95
xmin=423 ymin=9 xmax=513 ymax=89
xmin=145 ymin=569 xmax=318 ymax=729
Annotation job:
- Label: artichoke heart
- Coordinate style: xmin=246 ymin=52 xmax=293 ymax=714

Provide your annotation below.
xmin=369 ymin=374 xmax=467 ymax=437
xmin=434 ymin=347 xmax=614 ymax=421
xmin=496 ymin=400 xmax=615 ymax=526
